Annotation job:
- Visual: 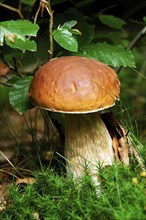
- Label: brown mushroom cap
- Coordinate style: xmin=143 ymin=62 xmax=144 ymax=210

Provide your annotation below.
xmin=29 ymin=56 xmax=120 ymax=113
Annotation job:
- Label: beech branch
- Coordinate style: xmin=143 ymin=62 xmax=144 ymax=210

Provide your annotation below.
xmin=0 ymin=2 xmax=24 ymax=19
xmin=34 ymin=0 xmax=54 ymax=58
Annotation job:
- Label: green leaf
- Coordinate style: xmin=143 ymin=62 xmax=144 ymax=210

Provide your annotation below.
xmin=7 ymin=76 xmax=20 ymax=86
xmin=9 ymin=76 xmax=33 ymax=114
xmin=5 ymin=37 xmax=37 ymax=51
xmin=51 ymin=0 xmax=68 ymax=5
xmin=76 ymin=0 xmax=97 ymax=7
xmin=99 ymin=15 xmax=127 ymax=30
xmin=94 ymin=31 xmax=128 ymax=47
xmin=143 ymin=17 xmax=146 ymax=22
xmin=54 ymin=8 xmax=94 ymax=47
xmin=21 ymin=0 xmax=36 ymax=5
xmin=77 ymin=42 xmax=135 ymax=67
xmin=62 ymin=20 xmax=77 ymax=29
xmin=53 ymin=21 xmax=80 ymax=52
xmin=62 ymin=20 xmax=81 ymax=35
xmin=0 ymin=20 xmax=39 ymax=51
xmin=53 ymin=28 xmax=78 ymax=52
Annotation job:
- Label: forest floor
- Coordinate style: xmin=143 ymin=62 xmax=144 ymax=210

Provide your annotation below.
xmin=0 ymin=105 xmax=145 ymax=219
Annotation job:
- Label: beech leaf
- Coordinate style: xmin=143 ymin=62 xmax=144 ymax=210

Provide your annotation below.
xmin=5 ymin=37 xmax=37 ymax=52
xmin=9 ymin=76 xmax=33 ymax=114
xmin=53 ymin=21 xmax=80 ymax=52
xmin=78 ymin=43 xmax=135 ymax=67
xmin=99 ymin=15 xmax=126 ymax=30
xmin=0 ymin=20 xmax=39 ymax=51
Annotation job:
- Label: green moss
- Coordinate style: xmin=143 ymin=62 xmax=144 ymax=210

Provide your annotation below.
xmin=1 ymin=157 xmax=146 ymax=220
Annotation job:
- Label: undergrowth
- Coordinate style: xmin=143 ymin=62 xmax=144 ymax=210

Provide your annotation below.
xmin=1 ymin=157 xmax=146 ymax=220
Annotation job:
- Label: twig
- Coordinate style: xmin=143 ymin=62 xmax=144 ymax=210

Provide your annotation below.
xmin=33 ymin=0 xmax=54 ymax=58
xmin=44 ymin=0 xmax=54 ymax=58
xmin=0 ymin=169 xmax=18 ymax=179
xmin=0 ymin=2 xmax=24 ymax=19
xmin=0 ymin=150 xmax=15 ymax=169
xmin=127 ymin=26 xmax=146 ymax=50
xmin=0 ymin=51 xmax=23 ymax=81
xmin=33 ymin=2 xmax=42 ymax=24
xmin=116 ymin=26 xmax=146 ymax=73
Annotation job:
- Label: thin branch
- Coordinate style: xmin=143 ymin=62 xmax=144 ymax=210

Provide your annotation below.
xmin=18 ymin=0 xmax=24 ymax=19
xmin=0 ymin=150 xmax=15 ymax=169
xmin=0 ymin=2 xmax=24 ymax=19
xmin=127 ymin=26 xmax=146 ymax=50
xmin=45 ymin=0 xmax=54 ymax=58
xmin=12 ymin=57 xmax=23 ymax=78
xmin=116 ymin=26 xmax=146 ymax=73
xmin=0 ymin=169 xmax=18 ymax=179
xmin=33 ymin=2 xmax=42 ymax=24
xmin=93 ymin=4 xmax=117 ymax=19
xmin=33 ymin=0 xmax=54 ymax=58
xmin=0 ymin=2 xmax=19 ymax=13
xmin=0 ymin=50 xmax=23 ymax=79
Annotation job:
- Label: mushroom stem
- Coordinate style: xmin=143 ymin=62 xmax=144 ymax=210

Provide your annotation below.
xmin=65 ymin=113 xmax=114 ymax=186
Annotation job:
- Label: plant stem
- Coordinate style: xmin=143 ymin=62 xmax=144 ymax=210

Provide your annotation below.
xmin=34 ymin=0 xmax=54 ymax=58
xmin=34 ymin=2 xmax=42 ymax=24
xmin=45 ymin=0 xmax=54 ymax=58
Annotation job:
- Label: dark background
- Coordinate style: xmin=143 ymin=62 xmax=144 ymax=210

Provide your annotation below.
xmin=0 ymin=0 xmax=146 ymax=21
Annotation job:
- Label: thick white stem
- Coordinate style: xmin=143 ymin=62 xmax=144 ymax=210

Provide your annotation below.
xmin=65 ymin=113 xmax=114 ymax=186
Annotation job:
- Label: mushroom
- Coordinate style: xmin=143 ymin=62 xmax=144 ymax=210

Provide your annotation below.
xmin=29 ymin=56 xmax=120 ymax=186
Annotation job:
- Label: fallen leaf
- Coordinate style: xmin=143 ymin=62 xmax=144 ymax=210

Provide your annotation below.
xmin=118 ymin=127 xmax=129 ymax=165
xmin=33 ymin=212 xmax=40 ymax=220
xmin=43 ymin=150 xmax=54 ymax=161
xmin=112 ymin=136 xmax=120 ymax=164
xmin=0 ymin=183 xmax=9 ymax=212
xmin=16 ymin=177 xmax=36 ymax=185
xmin=0 ymin=203 xmax=6 ymax=212
xmin=0 ymin=61 xmax=10 ymax=77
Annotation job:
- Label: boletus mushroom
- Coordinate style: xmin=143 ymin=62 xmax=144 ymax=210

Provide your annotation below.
xmin=29 ymin=56 xmax=120 ymax=186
